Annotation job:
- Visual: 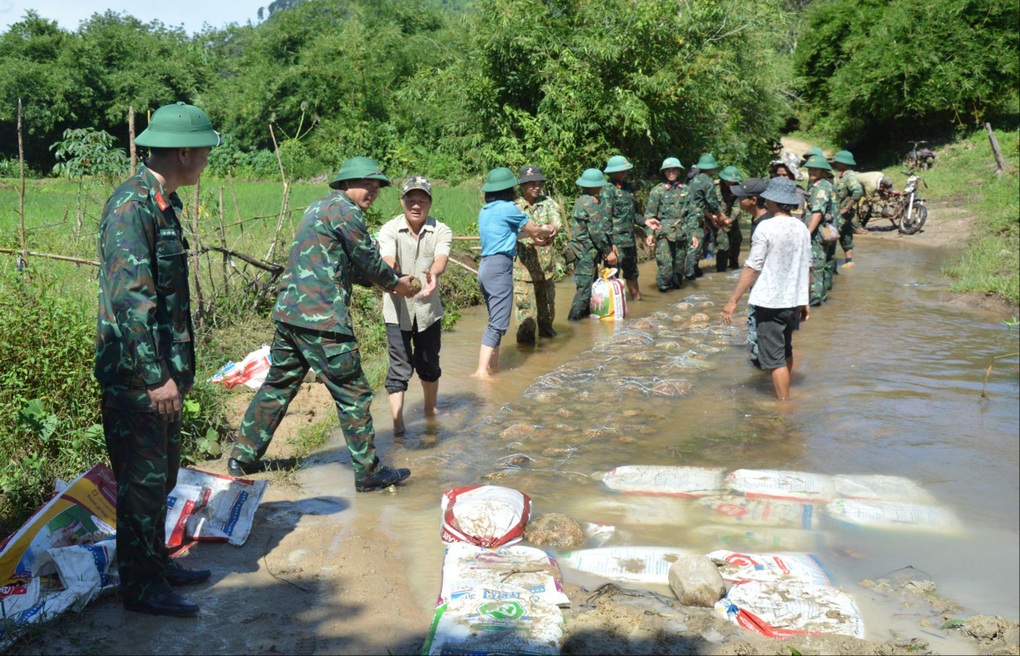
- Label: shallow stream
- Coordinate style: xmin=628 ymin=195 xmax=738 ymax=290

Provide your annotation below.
xmin=303 ymin=236 xmax=1020 ymax=647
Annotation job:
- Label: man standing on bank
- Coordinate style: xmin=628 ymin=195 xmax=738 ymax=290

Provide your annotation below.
xmin=228 ymin=157 xmax=418 ymax=492
xmin=378 ymin=176 xmax=452 ymax=436
xmin=722 ymin=177 xmax=811 ymax=401
xmin=96 ymin=102 xmax=218 ymax=617
xmin=513 ymin=165 xmax=563 ymax=343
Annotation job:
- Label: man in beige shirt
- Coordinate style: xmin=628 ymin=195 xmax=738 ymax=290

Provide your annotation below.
xmin=378 ymin=176 xmax=453 ymax=435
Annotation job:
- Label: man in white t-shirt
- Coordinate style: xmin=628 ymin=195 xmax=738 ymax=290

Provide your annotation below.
xmin=721 ymin=177 xmax=811 ymax=400
xmin=377 ymin=176 xmax=453 ymax=434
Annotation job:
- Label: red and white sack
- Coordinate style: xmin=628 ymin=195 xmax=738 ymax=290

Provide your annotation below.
xmin=726 ymin=469 xmax=835 ymax=503
xmin=210 ymin=344 xmax=272 ymax=390
xmin=715 ymin=580 xmax=865 ymax=639
xmin=706 ymin=550 xmax=832 ymax=586
xmin=440 ymin=486 xmax=532 ymax=548
xmin=601 ymin=465 xmax=724 ymax=497
xmin=590 ymin=268 xmax=627 ymax=320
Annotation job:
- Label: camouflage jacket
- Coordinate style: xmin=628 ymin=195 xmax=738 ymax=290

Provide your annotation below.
xmin=601 ymin=181 xmax=646 ymax=245
xmin=834 ymin=169 xmax=864 ymax=213
xmin=515 ymin=195 xmax=563 ymax=279
xmin=95 ymin=164 xmax=194 ymax=389
xmin=645 ymin=182 xmax=698 ymax=241
xmin=570 ymin=193 xmax=613 ymax=256
xmin=688 ymin=172 xmax=721 ymax=217
xmin=806 ymin=178 xmax=839 ymax=230
xmin=273 ymin=190 xmax=399 ymax=334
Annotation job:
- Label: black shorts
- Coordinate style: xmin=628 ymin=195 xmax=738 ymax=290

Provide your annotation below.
xmin=384 ymin=319 xmax=442 ymax=393
xmin=751 ymin=306 xmax=799 ymax=370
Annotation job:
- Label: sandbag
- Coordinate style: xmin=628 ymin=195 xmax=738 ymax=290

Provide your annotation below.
xmin=726 ymin=469 xmax=835 ymax=503
xmin=706 ymin=550 xmax=831 ymax=587
xmin=561 ymin=546 xmax=692 ymax=584
xmin=716 ymin=580 xmax=865 ymax=639
xmin=440 ymin=485 xmax=532 ymax=548
xmin=437 ymin=542 xmax=569 ymax=608
xmin=590 ymin=268 xmax=627 ymax=320
xmin=423 ymin=597 xmax=564 ymax=656
xmin=601 ymin=465 xmax=724 ymax=497
xmin=825 ymin=499 xmax=962 ymax=534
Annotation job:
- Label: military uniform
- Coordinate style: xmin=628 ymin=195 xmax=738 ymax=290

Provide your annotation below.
xmin=685 ymin=171 xmax=720 ymax=279
xmin=806 ymin=178 xmax=839 ymax=305
xmin=601 ymin=181 xmax=644 ymax=282
xmin=96 ymin=163 xmax=193 ymax=606
xmin=513 ymin=195 xmax=562 ymax=338
xmin=567 ymin=192 xmax=614 ymax=320
xmin=721 ymin=184 xmax=743 ymax=269
xmin=230 ymin=189 xmax=400 ymax=478
xmin=834 ymin=168 xmax=863 ymax=254
xmin=645 ymin=181 xmax=696 ymax=291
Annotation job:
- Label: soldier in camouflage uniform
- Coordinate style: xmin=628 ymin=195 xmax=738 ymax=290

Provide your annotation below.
xmin=227 ymin=157 xmax=417 ymax=492
xmin=804 ymin=154 xmax=840 ymax=305
xmin=601 ymin=155 xmax=657 ymax=301
xmin=685 ymin=154 xmax=723 ymax=280
xmin=831 ymin=150 xmax=863 ymax=268
xmin=719 ymin=165 xmax=744 ymax=270
xmin=513 ymin=165 xmax=563 ymax=343
xmin=566 ymin=168 xmax=618 ymax=321
xmin=95 ymin=102 xmax=219 ymax=617
xmin=644 ymin=157 xmax=693 ymax=292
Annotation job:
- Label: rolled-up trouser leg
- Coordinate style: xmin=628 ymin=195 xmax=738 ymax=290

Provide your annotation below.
xmin=478 ymin=254 xmax=514 ymax=347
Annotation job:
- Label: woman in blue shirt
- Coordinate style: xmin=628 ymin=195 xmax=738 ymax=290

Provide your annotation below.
xmin=473 ymin=167 xmax=557 ymax=378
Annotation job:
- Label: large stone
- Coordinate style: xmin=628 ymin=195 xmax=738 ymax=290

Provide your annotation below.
xmin=668 ymin=555 xmax=726 ymax=608
xmin=524 ymin=513 xmax=586 ymax=551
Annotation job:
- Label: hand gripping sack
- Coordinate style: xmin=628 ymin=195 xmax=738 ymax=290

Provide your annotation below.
xmin=590 ymin=268 xmax=627 ymax=320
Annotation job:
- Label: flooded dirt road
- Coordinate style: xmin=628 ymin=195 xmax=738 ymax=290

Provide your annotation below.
xmin=19 ymin=235 xmax=1018 ymax=655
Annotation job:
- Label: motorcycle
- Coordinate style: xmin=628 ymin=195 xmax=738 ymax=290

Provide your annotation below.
xmin=904 ymin=140 xmax=936 ymax=170
xmin=859 ymin=171 xmax=928 ymax=234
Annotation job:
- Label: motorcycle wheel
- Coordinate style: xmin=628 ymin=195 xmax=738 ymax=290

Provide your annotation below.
xmin=900 ymin=203 xmax=928 ymax=234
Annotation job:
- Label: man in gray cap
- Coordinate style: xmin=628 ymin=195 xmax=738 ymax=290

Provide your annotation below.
xmin=513 ymin=165 xmax=563 ymax=342
xmin=377 ymin=176 xmax=452 ymax=435
xmin=722 ymin=177 xmax=811 ymax=401
xmin=731 ymin=177 xmax=771 ymax=369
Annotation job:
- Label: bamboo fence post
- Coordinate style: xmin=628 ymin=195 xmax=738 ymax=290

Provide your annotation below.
xmin=986 ymin=123 xmax=1008 ymax=175
xmin=17 ymin=98 xmax=27 ymax=274
xmin=128 ymin=105 xmax=137 ymax=172
xmin=191 ymin=181 xmax=205 ymax=326
xmin=0 ymin=248 xmax=98 ymax=267
xmin=265 ymin=123 xmax=291 ymax=262
xmin=218 ymin=186 xmax=230 ymax=296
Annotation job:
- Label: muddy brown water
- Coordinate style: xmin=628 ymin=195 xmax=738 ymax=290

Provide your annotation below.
xmin=298 ymin=237 xmax=1019 ymax=645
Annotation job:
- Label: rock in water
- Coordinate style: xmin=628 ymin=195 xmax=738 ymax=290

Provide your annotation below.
xmin=668 ymin=555 xmax=726 ymax=607
xmin=524 ymin=513 xmax=586 ymax=551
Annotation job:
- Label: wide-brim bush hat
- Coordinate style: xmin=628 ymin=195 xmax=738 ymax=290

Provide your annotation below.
xmin=604 ymin=155 xmax=633 ymax=174
xmin=660 ymin=157 xmax=684 ymax=170
xmin=732 ymin=177 xmax=768 ymax=198
xmin=135 ymin=102 xmax=220 ymax=149
xmin=804 ymin=154 xmax=832 ymax=171
xmin=761 ymin=177 xmax=802 ymax=205
xmin=401 ymin=175 xmax=432 ymax=197
xmin=329 ymin=156 xmax=391 ymax=189
xmin=719 ymin=166 xmax=743 ymax=183
xmin=831 ymin=150 xmax=856 ymax=166
xmin=576 ymin=168 xmax=607 ymax=188
xmin=695 ymin=153 xmax=719 ymax=170
xmin=518 ymin=165 xmax=546 ymax=184
xmin=481 ymin=167 xmax=518 ymax=192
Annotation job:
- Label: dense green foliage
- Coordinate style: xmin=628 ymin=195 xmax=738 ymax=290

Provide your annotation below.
xmin=795 ymin=0 xmax=1019 ymax=144
xmin=2 ymin=0 xmax=797 ymax=184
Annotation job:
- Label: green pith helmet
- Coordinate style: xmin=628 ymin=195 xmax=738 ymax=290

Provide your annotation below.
xmin=576 ymin=168 xmax=607 ymax=188
xmin=329 ymin=156 xmax=391 ymax=189
xmin=604 ymin=155 xmax=633 ymax=174
xmin=695 ymin=153 xmax=719 ymax=170
xmin=134 ymin=102 xmax=220 ymax=149
xmin=832 ymin=150 xmax=857 ymax=166
xmin=481 ymin=167 xmax=518 ymax=193
xmin=660 ymin=157 xmax=684 ymax=170
xmin=804 ymin=154 xmax=832 ymax=171
xmin=801 ymin=146 xmax=824 ymax=160
xmin=719 ymin=166 xmax=743 ymax=183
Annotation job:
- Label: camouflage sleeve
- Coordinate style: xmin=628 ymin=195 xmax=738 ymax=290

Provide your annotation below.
xmin=338 ymin=208 xmax=400 ymax=290
xmin=694 ymin=178 xmax=720 ymax=214
xmin=99 ymin=200 xmax=168 ymax=386
xmin=807 ymin=187 xmax=828 ymax=215
xmin=849 ymin=174 xmax=863 ymax=202
xmin=645 ymin=186 xmax=662 ymax=221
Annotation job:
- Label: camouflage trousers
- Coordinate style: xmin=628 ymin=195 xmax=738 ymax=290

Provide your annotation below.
xmin=838 ymin=209 xmax=856 ymax=253
xmin=568 ymin=249 xmax=600 ymax=321
xmin=810 ymin=235 xmax=827 ymax=306
xmin=101 ymin=386 xmax=181 ymax=605
xmin=513 ymin=264 xmax=555 ymax=338
xmin=747 ymin=306 xmax=761 ymax=369
xmin=728 ymin=221 xmax=743 ymax=269
xmin=654 ymin=236 xmax=688 ymax=291
xmin=824 ymin=241 xmax=836 ymax=290
xmin=685 ymin=224 xmax=709 ymax=279
xmin=231 ymin=321 xmax=380 ymax=476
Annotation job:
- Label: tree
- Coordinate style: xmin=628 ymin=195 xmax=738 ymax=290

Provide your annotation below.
xmin=50 ymin=127 xmax=129 ymax=239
